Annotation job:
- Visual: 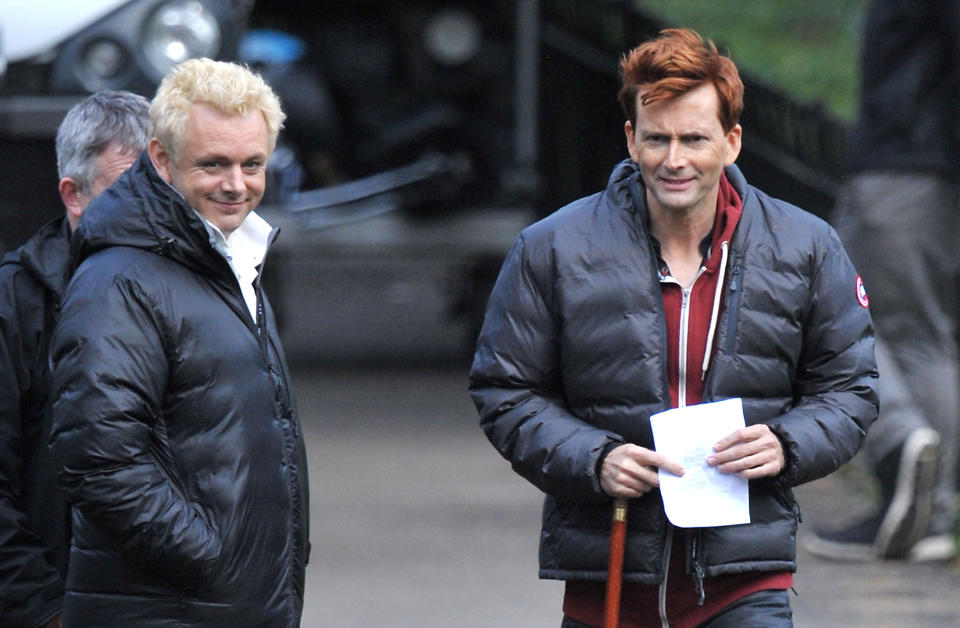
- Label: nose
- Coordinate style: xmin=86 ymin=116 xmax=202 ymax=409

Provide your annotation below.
xmin=664 ymin=138 xmax=688 ymax=170
xmin=220 ymin=165 xmax=245 ymax=196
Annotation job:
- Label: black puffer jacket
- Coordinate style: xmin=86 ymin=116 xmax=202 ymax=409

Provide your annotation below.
xmin=0 ymin=217 xmax=71 ymax=628
xmin=48 ymin=152 xmax=309 ymax=627
xmin=469 ymin=160 xmax=877 ymax=585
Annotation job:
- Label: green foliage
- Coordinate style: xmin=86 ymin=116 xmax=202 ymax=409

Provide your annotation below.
xmin=638 ymin=0 xmax=869 ymax=120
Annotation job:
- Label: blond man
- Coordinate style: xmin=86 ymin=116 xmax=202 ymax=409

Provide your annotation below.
xmin=49 ymin=59 xmax=309 ymax=628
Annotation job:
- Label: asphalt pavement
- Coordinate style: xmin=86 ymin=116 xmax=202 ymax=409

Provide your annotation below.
xmin=293 ymin=364 xmax=960 ymax=627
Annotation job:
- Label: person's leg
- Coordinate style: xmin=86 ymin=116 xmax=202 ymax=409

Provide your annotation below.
xmin=870 ymin=341 xmax=941 ymax=557
xmin=848 ymin=173 xmax=959 ymax=548
xmin=815 ymin=172 xmax=958 ymax=559
xmin=560 ymin=615 xmax=595 ymax=628
xmin=698 ymin=589 xmax=792 ymax=628
xmin=835 ymin=173 xmax=959 ymax=460
xmin=863 ymin=339 xmax=931 ymax=461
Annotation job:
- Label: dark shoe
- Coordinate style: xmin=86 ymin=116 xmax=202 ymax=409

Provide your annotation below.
xmin=803 ymin=511 xmax=881 ymax=561
xmin=874 ymin=427 xmax=940 ymax=559
xmin=803 ymin=427 xmax=940 ymax=562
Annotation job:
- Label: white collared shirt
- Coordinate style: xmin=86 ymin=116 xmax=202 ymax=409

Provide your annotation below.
xmin=198 ymin=211 xmax=273 ymax=323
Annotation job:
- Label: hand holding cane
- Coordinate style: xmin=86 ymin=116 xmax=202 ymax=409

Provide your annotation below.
xmin=600 ymin=446 xmax=680 ymax=627
xmin=603 ymin=497 xmax=629 ymax=628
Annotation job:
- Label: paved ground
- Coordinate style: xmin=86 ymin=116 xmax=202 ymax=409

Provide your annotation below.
xmin=294 ymin=365 xmax=960 ymax=627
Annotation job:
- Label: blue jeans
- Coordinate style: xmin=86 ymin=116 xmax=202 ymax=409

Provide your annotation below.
xmin=560 ymin=588 xmax=793 ymax=628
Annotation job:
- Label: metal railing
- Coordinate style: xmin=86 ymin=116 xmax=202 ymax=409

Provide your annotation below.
xmin=538 ymin=0 xmax=847 ymax=218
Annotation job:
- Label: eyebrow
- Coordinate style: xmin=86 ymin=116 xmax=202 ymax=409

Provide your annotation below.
xmin=193 ymin=152 xmax=268 ymax=163
xmin=640 ymin=128 xmax=712 ymax=137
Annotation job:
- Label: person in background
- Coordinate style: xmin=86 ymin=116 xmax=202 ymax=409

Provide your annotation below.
xmin=0 ymin=90 xmax=150 ymax=628
xmin=804 ymin=0 xmax=959 ymax=563
xmin=48 ymin=59 xmax=309 ymax=627
xmin=469 ymin=28 xmax=877 ymax=627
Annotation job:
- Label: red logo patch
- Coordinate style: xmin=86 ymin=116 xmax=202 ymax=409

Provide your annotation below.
xmin=856 ymin=275 xmax=869 ymax=308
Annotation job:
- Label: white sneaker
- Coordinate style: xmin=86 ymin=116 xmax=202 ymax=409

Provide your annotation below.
xmin=907 ymin=534 xmax=957 ymax=563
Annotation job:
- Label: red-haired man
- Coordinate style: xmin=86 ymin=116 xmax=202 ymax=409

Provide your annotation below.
xmin=470 ymin=28 xmax=877 ymax=627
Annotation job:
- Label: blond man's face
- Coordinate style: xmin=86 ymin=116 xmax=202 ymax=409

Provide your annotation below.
xmin=150 ymin=103 xmax=269 ymax=236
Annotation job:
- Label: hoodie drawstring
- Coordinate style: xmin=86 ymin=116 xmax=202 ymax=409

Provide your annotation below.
xmin=701 ymin=241 xmax=728 ymax=381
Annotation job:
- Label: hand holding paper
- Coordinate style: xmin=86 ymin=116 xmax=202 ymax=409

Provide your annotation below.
xmin=649 ymin=398 xmax=751 ymax=528
xmin=707 ymin=422 xmax=786 ymax=480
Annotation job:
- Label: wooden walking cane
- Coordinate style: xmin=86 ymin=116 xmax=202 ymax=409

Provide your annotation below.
xmin=603 ymin=497 xmax=629 ymax=628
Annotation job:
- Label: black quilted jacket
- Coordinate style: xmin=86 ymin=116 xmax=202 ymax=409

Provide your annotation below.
xmin=469 ymin=160 xmax=877 ymax=586
xmin=49 ymin=152 xmax=309 ymax=627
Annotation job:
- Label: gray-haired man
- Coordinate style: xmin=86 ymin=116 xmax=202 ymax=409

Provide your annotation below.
xmin=0 ymin=90 xmax=150 ymax=628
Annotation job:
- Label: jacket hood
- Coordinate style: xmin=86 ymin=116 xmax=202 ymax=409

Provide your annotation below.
xmin=605 ymin=159 xmax=644 ymax=213
xmin=71 ymin=150 xmax=229 ymax=279
xmin=1 ymin=216 xmax=72 ymax=299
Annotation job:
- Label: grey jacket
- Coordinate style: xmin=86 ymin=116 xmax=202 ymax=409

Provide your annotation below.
xmin=469 ymin=160 xmax=877 ymax=587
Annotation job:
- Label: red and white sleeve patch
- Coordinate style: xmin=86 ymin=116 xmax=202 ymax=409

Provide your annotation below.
xmin=856 ymin=275 xmax=869 ymax=308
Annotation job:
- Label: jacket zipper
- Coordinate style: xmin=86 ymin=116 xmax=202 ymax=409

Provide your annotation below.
xmin=259 ymin=229 xmax=306 ymax=618
xmin=659 ymin=525 xmax=674 ymax=628
xmin=723 ymin=263 xmax=742 ymax=354
xmin=691 ymin=530 xmax=706 ymax=605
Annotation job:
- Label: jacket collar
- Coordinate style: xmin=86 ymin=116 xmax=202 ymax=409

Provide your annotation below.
xmin=1 ymin=215 xmax=72 ymax=299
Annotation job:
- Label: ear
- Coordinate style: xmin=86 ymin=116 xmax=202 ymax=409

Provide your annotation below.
xmin=625 ymin=120 xmax=640 ymax=163
xmin=58 ymin=178 xmax=87 ymax=230
xmin=724 ymin=124 xmax=742 ymax=166
xmin=148 ymin=138 xmax=173 ymax=182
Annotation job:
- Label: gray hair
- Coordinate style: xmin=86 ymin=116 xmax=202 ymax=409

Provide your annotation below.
xmin=55 ymin=90 xmax=151 ymax=192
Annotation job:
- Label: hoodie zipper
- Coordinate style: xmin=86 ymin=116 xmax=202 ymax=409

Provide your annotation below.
xmin=678 ymin=285 xmax=692 ymax=406
xmin=657 ymin=242 xmax=730 ymax=626
xmin=658 ymin=269 xmax=696 ymax=628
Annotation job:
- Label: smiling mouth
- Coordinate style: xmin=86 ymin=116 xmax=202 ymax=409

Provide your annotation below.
xmin=659 ymin=176 xmax=695 ymax=190
xmin=213 ymin=199 xmax=246 ymax=209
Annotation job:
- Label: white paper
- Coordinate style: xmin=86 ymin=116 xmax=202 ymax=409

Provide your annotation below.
xmin=649 ymin=398 xmax=750 ymax=528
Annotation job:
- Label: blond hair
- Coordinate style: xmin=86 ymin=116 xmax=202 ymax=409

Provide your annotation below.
xmin=149 ymin=58 xmax=285 ymax=159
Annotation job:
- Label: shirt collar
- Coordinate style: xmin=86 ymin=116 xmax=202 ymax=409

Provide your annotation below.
xmin=197 ymin=211 xmax=272 ymax=269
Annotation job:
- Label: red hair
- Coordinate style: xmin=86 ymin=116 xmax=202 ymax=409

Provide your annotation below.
xmin=618 ymin=28 xmax=743 ymax=132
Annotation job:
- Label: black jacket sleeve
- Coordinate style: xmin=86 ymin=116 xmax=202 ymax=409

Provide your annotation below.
xmin=766 ymin=227 xmax=879 ymax=487
xmin=469 ymin=235 xmax=623 ymax=503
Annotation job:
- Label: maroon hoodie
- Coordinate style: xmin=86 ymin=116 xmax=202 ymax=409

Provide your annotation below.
xmin=660 ymin=171 xmax=742 ymax=409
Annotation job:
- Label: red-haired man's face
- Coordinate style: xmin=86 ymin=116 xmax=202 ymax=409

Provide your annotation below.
xmin=625 ymin=83 xmax=741 ymax=221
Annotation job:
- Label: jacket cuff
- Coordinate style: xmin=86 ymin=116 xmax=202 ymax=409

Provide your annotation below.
xmin=593 ymin=439 xmax=625 ymax=495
